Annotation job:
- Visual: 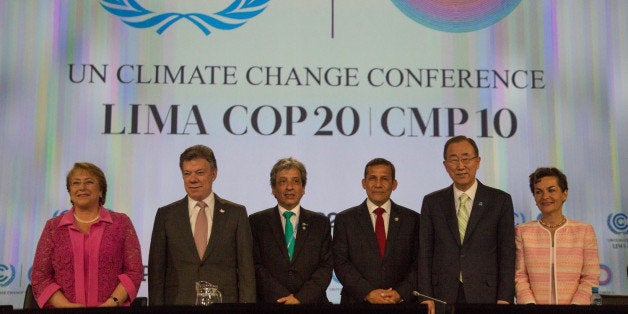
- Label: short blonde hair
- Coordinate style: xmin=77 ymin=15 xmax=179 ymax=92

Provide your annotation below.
xmin=66 ymin=162 xmax=107 ymax=205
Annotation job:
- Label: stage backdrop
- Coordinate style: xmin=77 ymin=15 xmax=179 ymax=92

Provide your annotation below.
xmin=1 ymin=0 xmax=626 ymax=308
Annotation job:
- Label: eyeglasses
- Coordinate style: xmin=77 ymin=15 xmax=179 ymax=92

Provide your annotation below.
xmin=445 ymin=156 xmax=478 ymax=167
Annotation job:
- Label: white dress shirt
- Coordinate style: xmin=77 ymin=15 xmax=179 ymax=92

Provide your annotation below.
xmin=278 ymin=204 xmax=300 ymax=237
xmin=454 ymin=179 xmax=478 ymax=215
xmin=366 ymin=198 xmax=391 ymax=236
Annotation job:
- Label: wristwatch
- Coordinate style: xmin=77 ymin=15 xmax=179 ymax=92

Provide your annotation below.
xmin=111 ymin=296 xmax=120 ymax=307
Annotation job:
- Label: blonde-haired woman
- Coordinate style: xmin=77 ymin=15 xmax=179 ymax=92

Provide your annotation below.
xmin=31 ymin=162 xmax=143 ymax=308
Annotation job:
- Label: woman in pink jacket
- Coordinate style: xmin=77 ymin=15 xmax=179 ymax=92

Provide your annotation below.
xmin=515 ymin=167 xmax=599 ymax=304
xmin=31 ymin=162 xmax=143 ymax=308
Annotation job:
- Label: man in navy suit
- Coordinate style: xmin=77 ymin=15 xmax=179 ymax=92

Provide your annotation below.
xmin=249 ymin=157 xmax=333 ymax=304
xmin=333 ymin=158 xmax=419 ymax=304
xmin=148 ymin=145 xmax=256 ymax=305
xmin=418 ymin=136 xmax=515 ymax=314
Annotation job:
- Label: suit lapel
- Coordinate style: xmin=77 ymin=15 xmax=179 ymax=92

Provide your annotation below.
xmin=464 ymin=182 xmax=488 ymax=243
xmin=175 ymin=198 xmax=200 ymax=260
xmin=356 ymin=201 xmax=381 ymax=258
xmin=440 ymin=187 xmax=462 ymax=245
xmin=204 ymin=194 xmax=227 ymax=260
xmin=292 ymin=208 xmax=311 ymax=262
xmin=269 ymin=207 xmax=291 ymax=261
xmin=384 ymin=202 xmax=402 ymax=259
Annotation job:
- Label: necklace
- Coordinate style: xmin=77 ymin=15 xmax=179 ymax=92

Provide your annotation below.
xmin=539 ymin=215 xmax=566 ymax=228
xmin=74 ymin=211 xmax=100 ymax=224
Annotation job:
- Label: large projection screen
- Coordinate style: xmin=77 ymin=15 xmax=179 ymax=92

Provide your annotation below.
xmin=1 ymin=0 xmax=626 ymax=307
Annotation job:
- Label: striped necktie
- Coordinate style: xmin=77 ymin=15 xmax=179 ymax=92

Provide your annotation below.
xmin=457 ymin=194 xmax=470 ymax=243
xmin=283 ymin=211 xmax=295 ymax=260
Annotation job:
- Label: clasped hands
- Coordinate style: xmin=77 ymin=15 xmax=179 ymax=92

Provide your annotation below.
xmin=365 ymin=288 xmax=402 ymax=304
xmin=276 ymin=293 xmax=301 ymax=305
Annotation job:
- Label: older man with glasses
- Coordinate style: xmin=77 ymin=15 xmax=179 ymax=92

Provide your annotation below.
xmin=417 ymin=136 xmax=515 ymax=314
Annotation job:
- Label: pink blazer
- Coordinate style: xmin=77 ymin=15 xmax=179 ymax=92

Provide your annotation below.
xmin=515 ymin=219 xmax=599 ymax=304
xmin=31 ymin=207 xmax=143 ymax=308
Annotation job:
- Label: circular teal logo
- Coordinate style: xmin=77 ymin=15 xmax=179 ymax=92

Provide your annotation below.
xmin=391 ymin=0 xmax=522 ymax=33
xmin=0 ymin=264 xmax=16 ymax=287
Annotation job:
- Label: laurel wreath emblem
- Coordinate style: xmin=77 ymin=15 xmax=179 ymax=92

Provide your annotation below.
xmin=100 ymin=0 xmax=269 ymax=35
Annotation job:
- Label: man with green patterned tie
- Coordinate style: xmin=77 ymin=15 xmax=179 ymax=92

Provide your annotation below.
xmin=418 ymin=136 xmax=515 ymax=314
xmin=249 ymin=158 xmax=333 ymax=304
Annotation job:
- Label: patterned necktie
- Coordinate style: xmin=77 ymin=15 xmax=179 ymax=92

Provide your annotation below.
xmin=283 ymin=211 xmax=295 ymax=260
xmin=374 ymin=207 xmax=386 ymax=259
xmin=457 ymin=194 xmax=470 ymax=244
xmin=194 ymin=201 xmax=208 ymax=259
xmin=457 ymin=194 xmax=470 ymax=283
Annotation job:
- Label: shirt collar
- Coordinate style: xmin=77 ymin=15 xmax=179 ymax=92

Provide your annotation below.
xmin=188 ymin=192 xmax=215 ymax=217
xmin=453 ymin=179 xmax=478 ymax=201
xmin=278 ymin=204 xmax=301 ymax=219
xmin=366 ymin=198 xmax=392 ymax=214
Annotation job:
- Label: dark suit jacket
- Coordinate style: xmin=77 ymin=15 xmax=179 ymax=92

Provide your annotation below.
xmin=417 ymin=181 xmax=515 ymax=304
xmin=333 ymin=200 xmax=419 ymax=304
xmin=249 ymin=207 xmax=333 ymax=303
xmin=148 ymin=195 xmax=256 ymax=305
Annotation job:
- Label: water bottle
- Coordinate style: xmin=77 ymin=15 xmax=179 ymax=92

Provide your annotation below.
xmin=591 ymin=287 xmax=602 ymax=305
xmin=195 ymin=281 xmax=223 ymax=305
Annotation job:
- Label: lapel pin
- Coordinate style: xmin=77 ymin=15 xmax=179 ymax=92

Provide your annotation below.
xmin=394 ymin=217 xmax=399 ymax=222
xmin=478 ymin=202 xmax=484 ymax=207
xmin=301 ymin=222 xmax=308 ymax=230
xmin=219 ymin=208 xmax=225 ymax=213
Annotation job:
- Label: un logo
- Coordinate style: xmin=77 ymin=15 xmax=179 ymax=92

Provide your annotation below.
xmin=0 ymin=264 xmax=16 ymax=287
xmin=607 ymin=212 xmax=628 ymax=235
xmin=599 ymin=264 xmax=611 ymax=286
xmin=100 ymin=0 xmax=270 ymax=35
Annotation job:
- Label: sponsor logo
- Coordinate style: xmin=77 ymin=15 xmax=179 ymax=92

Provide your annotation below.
xmin=101 ymin=0 xmax=269 ymax=35
xmin=390 ymin=0 xmax=522 ymax=33
xmin=607 ymin=212 xmax=627 ymax=235
xmin=0 ymin=264 xmax=16 ymax=287
xmin=599 ymin=264 xmax=611 ymax=286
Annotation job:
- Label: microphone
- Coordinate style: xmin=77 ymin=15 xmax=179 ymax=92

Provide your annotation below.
xmin=413 ymin=291 xmax=447 ymax=305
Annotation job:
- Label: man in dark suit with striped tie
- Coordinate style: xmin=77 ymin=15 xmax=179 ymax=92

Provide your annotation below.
xmin=333 ymin=158 xmax=419 ymax=304
xmin=418 ymin=136 xmax=515 ymax=314
xmin=249 ymin=157 xmax=333 ymax=304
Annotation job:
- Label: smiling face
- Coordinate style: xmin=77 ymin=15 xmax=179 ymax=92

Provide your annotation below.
xmin=272 ymin=167 xmax=305 ymax=210
xmin=182 ymin=158 xmax=217 ymax=201
xmin=533 ymin=176 xmax=568 ymax=217
xmin=68 ymin=169 xmax=103 ymax=209
xmin=362 ymin=164 xmax=397 ymax=206
xmin=443 ymin=140 xmax=481 ymax=191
